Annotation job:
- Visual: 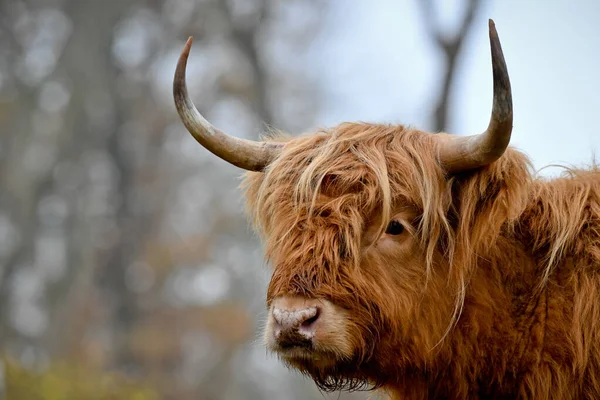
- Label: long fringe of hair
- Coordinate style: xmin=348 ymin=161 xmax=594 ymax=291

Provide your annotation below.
xmin=242 ymin=122 xmax=600 ymax=396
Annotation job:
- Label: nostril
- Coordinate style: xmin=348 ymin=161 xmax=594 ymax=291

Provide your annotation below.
xmin=301 ymin=308 xmax=320 ymax=329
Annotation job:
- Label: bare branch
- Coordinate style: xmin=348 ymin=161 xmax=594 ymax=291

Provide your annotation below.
xmin=417 ymin=0 xmax=483 ymax=132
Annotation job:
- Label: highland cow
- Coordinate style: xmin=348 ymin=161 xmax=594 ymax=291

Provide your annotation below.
xmin=173 ymin=20 xmax=600 ymax=399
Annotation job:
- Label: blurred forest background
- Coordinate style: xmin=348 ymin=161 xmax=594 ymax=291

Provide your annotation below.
xmin=1 ymin=0 xmax=598 ymax=399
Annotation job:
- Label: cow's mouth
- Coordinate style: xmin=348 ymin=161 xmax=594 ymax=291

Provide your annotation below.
xmin=272 ymin=333 xmax=336 ymax=364
xmin=276 ymin=345 xmax=339 ymax=369
xmin=277 ymin=345 xmax=314 ymax=359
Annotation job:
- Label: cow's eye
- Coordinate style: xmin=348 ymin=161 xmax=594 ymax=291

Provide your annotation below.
xmin=385 ymin=220 xmax=404 ymax=235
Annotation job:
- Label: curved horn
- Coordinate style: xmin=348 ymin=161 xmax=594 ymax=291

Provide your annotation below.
xmin=173 ymin=37 xmax=281 ymax=171
xmin=439 ymin=19 xmax=513 ymax=173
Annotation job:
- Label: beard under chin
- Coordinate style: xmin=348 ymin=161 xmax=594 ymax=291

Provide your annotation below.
xmin=282 ymin=354 xmax=385 ymax=393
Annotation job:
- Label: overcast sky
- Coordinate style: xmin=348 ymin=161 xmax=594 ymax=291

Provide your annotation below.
xmin=310 ymin=0 xmax=600 ymax=176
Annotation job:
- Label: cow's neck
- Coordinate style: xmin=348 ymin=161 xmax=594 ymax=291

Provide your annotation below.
xmin=381 ymin=175 xmax=600 ymax=398
xmin=383 ymin=234 xmax=567 ymax=398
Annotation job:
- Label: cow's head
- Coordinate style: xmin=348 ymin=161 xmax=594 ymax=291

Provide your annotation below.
xmin=174 ymin=20 xmax=514 ymax=390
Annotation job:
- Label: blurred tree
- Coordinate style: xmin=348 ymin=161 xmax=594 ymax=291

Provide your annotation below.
xmin=0 ymin=0 xmax=485 ymax=399
xmin=417 ymin=0 xmax=483 ymax=132
xmin=0 ymin=0 xmax=333 ymax=399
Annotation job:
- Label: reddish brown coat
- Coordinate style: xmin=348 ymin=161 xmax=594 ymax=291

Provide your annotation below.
xmin=243 ymin=123 xmax=600 ymax=399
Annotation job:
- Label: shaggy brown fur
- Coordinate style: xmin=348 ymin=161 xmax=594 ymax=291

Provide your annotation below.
xmin=242 ymin=122 xmax=600 ymax=399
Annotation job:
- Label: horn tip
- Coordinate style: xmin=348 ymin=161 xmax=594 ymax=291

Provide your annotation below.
xmin=488 ymin=19 xmax=498 ymax=39
xmin=175 ymin=36 xmax=195 ymax=99
xmin=183 ymin=36 xmax=194 ymax=55
xmin=176 ymin=36 xmax=194 ymax=76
